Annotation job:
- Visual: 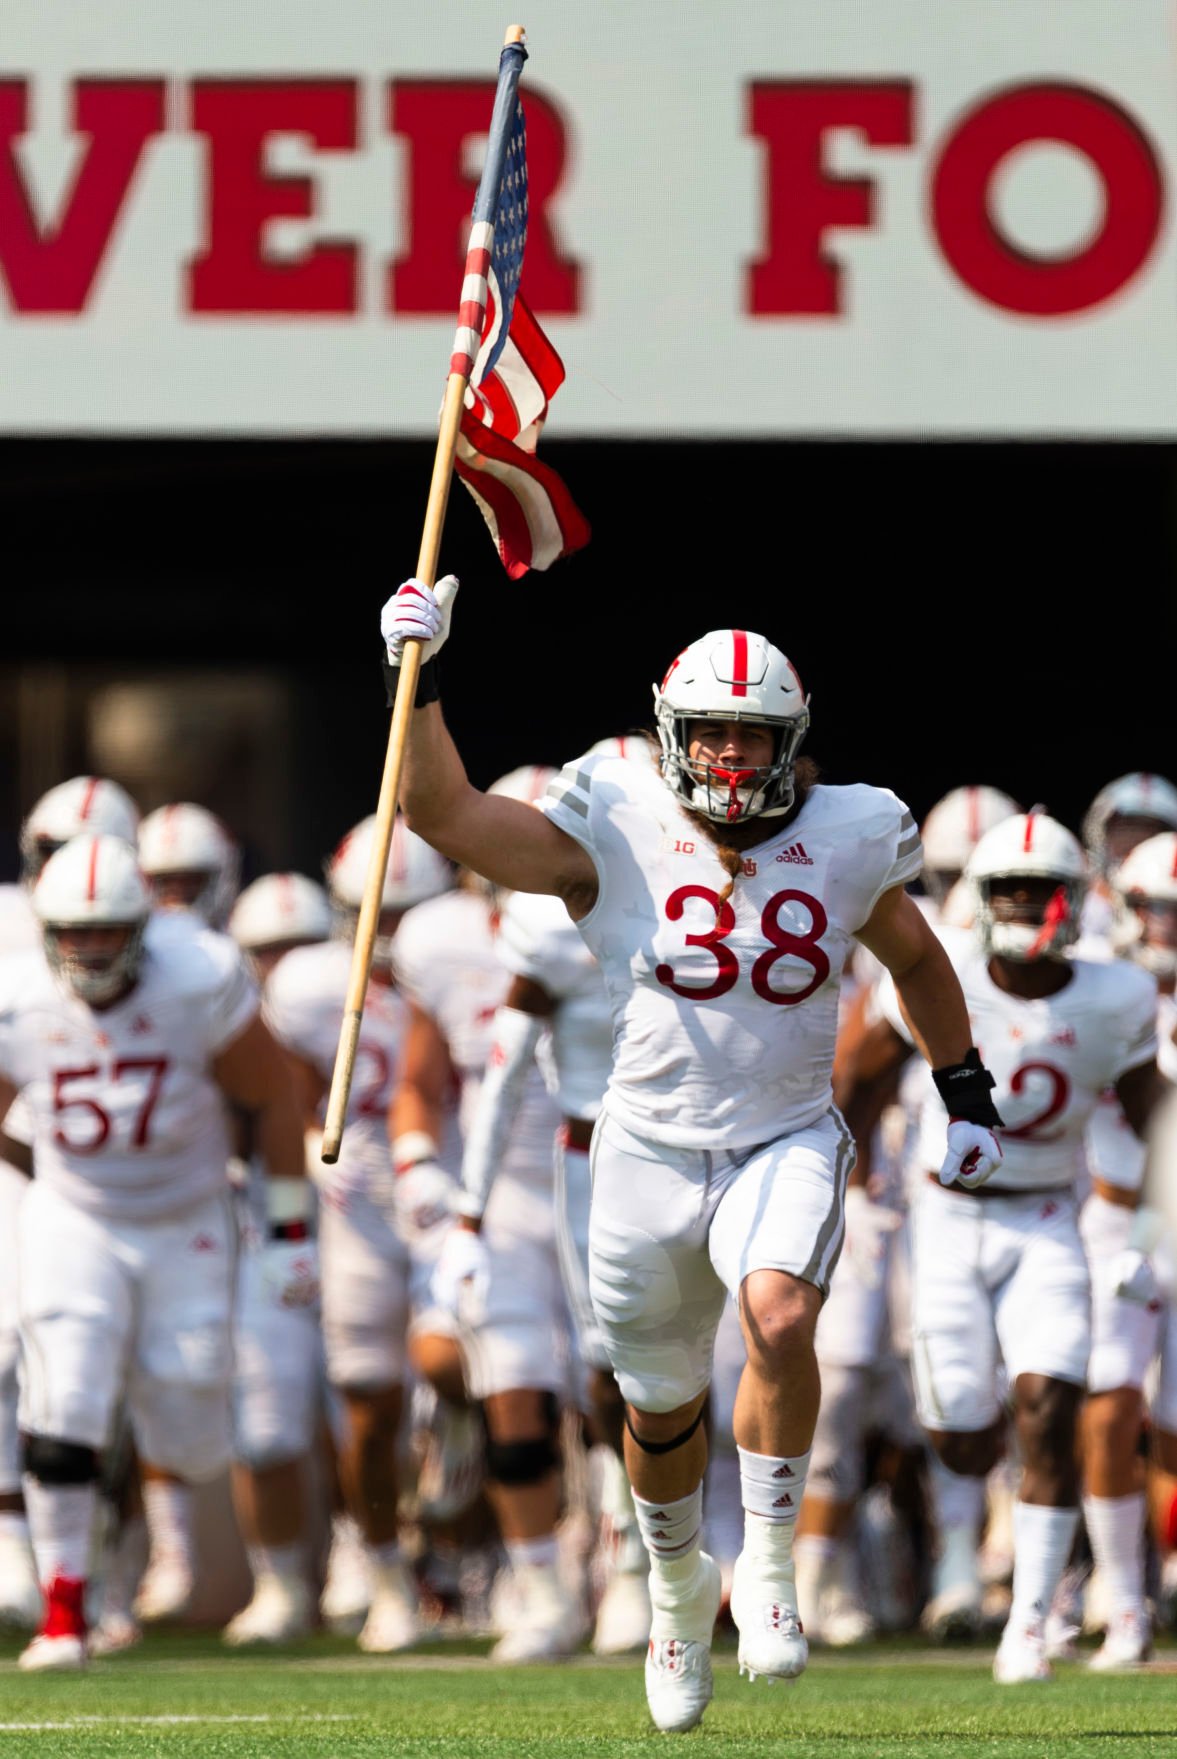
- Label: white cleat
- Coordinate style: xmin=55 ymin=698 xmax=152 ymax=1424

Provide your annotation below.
xmin=356 ymin=1560 xmax=421 ymax=1654
xmin=87 ymin=1612 xmax=143 ymax=1658
xmin=819 ymin=1584 xmax=876 ymax=1649
xmin=0 ymin=1536 xmax=43 ymax=1631
xmin=592 ymin=1566 xmax=652 ymax=1656
xmin=19 ymin=1633 xmax=87 ymax=1672
xmin=1088 ymin=1608 xmax=1153 ymax=1672
xmin=921 ymin=1583 xmax=983 ymax=1643
xmin=491 ymin=1564 xmax=585 ymax=1663
xmin=223 ymin=1574 xmax=312 ymax=1647
xmin=133 ymin=1553 xmax=194 ymax=1625
xmin=414 ymin=1400 xmax=485 ymax=1522
xmin=993 ymin=1615 xmax=1053 ymax=1683
xmin=644 ymin=1551 xmax=723 ymax=1733
xmin=731 ymin=1550 xmax=808 ymax=1683
xmin=1043 ymin=1611 xmax=1081 ymax=1664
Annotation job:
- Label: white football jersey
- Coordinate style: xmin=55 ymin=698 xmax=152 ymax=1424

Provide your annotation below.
xmin=265 ymin=938 xmax=406 ymax=1192
xmin=499 ymin=891 xmax=612 ymax=1122
xmin=0 ymin=885 xmax=37 ymax=956
xmin=0 ymin=916 xmax=257 ymax=1221
xmin=543 ymin=755 xmax=922 ymax=1148
xmin=881 ymin=927 xmax=1159 ymax=1192
xmin=392 ymin=888 xmax=561 ymax=1196
xmin=1084 ymin=990 xmax=1177 ymax=1192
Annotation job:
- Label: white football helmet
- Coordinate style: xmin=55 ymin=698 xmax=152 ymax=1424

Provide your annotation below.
xmin=229 ymin=872 xmax=333 ymax=954
xmin=488 ymin=764 xmax=558 ymax=805
xmin=1083 ymin=773 xmax=1177 ymax=877
xmin=138 ymin=804 xmax=241 ymax=927
xmin=967 ymin=810 xmax=1087 ymax=962
xmin=33 ymin=832 xmax=151 ymax=1004
xmin=921 ymin=786 xmax=1021 ymax=903
xmin=327 ymin=814 xmax=451 ymax=966
xmin=652 ymin=629 xmax=809 ymax=824
xmin=1111 ymin=832 xmax=1177 ymax=980
xmin=20 ymin=776 xmax=140 ymax=884
xmin=585 ymin=733 xmax=659 ymax=769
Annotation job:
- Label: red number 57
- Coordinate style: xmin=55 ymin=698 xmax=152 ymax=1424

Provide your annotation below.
xmin=52 ymin=1058 xmax=171 ymax=1154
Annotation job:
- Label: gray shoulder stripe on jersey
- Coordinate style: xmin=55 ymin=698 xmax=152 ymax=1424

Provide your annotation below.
xmin=571 ymin=768 xmax=595 ymax=795
xmin=897 ymin=810 xmax=916 ymax=835
xmin=896 ymin=833 xmax=922 ymax=859
xmin=547 ymin=781 xmax=589 ymax=820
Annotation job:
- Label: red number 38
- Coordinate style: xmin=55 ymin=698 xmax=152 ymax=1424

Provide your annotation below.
xmin=655 ymin=886 xmax=830 ymax=1005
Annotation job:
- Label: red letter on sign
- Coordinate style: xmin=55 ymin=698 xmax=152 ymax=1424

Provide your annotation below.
xmin=0 ymin=80 xmax=164 ymax=314
xmin=746 ymin=82 xmax=914 ymax=316
xmin=389 ymin=82 xmax=579 ymax=314
xmin=188 ymin=81 xmax=358 ymax=314
xmin=932 ymin=84 xmax=1163 ymax=317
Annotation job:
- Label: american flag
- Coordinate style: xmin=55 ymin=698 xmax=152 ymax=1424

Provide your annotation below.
xmin=449 ymin=82 xmax=589 ymax=579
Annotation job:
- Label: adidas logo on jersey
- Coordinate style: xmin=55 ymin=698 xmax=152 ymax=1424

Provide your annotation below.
xmin=775 ymin=842 xmax=813 ymax=866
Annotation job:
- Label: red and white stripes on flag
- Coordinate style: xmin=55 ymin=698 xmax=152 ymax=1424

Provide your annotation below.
xmin=454 ymin=292 xmax=590 ymax=578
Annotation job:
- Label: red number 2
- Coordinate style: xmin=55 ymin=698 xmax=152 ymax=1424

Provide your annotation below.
xmin=656 ymin=887 xmax=830 ymax=1006
xmin=52 ymin=1058 xmax=171 ymax=1154
xmin=1001 ymin=1060 xmax=1071 ymax=1142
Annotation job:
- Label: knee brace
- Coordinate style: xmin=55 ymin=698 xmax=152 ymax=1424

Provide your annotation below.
xmin=21 ymin=1432 xmax=99 ymax=1485
xmin=485 ymin=1433 xmax=560 ymax=1486
xmin=624 ymin=1402 xmax=706 ymax=1456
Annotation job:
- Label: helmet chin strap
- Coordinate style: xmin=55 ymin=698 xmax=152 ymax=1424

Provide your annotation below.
xmin=1025 ymin=885 xmax=1070 ymax=959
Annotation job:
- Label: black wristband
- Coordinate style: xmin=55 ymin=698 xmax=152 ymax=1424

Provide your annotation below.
xmin=382 ymin=653 xmax=440 ymax=709
xmin=270 ymin=1219 xmax=310 ymax=1243
xmin=932 ymin=1048 xmax=1004 ymax=1128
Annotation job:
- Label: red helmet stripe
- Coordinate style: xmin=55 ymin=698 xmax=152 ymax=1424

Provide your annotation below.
xmin=86 ymin=837 xmax=100 ymax=902
xmin=1023 ymin=811 xmax=1036 ymax=853
xmin=1171 ymin=839 xmax=1177 ymax=882
xmin=731 ymin=630 xmax=748 ymax=697
xmin=967 ymin=787 xmax=980 ymax=844
xmin=79 ymin=777 xmax=101 ymax=822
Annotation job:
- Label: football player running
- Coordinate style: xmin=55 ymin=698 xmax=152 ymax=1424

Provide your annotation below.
xmin=841 ymin=811 xmax=1166 ymax=1683
xmin=264 ymin=815 xmax=452 ymax=1652
xmin=1075 ymin=832 xmax=1177 ymax=1668
xmin=0 ymin=778 xmax=141 ymax=1633
xmin=378 ymin=575 xmax=1001 ymax=1731
xmin=1079 ymin=774 xmax=1177 ymax=952
xmin=0 ymin=833 xmax=307 ymax=1671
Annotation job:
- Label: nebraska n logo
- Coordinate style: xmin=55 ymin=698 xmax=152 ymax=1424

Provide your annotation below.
xmin=776 ymin=842 xmax=814 ymax=866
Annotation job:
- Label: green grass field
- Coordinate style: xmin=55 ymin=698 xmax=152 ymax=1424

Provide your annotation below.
xmin=2 ymin=1633 xmax=1176 ymax=1759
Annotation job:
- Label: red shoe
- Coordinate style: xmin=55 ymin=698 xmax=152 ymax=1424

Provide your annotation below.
xmin=19 ymin=1574 xmax=87 ymax=1671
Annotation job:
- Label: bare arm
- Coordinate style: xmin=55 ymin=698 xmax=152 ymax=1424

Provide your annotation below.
xmin=855 ymin=885 xmax=973 ymax=1071
xmin=401 ymin=702 xmax=598 ymax=916
xmin=1091 ymin=1063 xmax=1171 ymax=1211
xmin=389 ymin=1000 xmax=457 ymax=1146
xmin=0 ymin=1077 xmax=30 ymax=1176
xmin=212 ymin=1012 xmax=306 ymax=1181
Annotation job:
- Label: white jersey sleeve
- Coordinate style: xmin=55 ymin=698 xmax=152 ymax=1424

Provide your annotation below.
xmin=543 ymin=758 xmax=922 ymax=1149
xmin=499 ymin=891 xmax=613 ymax=1121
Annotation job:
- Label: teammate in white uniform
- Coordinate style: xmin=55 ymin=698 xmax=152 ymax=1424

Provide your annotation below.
xmin=1074 ymin=832 xmax=1177 ymax=1668
xmin=799 ymin=783 xmax=1020 ymax=1645
xmin=265 ymin=816 xmax=452 ymax=1652
xmin=0 ymin=833 xmax=306 ymax=1671
xmin=844 ymin=811 xmax=1164 ymax=1682
xmin=379 ymin=575 xmax=1001 ymax=1731
xmin=436 ymin=741 xmax=653 ymax=1656
xmin=397 ymin=767 xmax=584 ymax=1664
xmin=0 ymin=777 xmax=140 ymax=1632
xmin=138 ymin=803 xmax=241 ymax=929
xmin=222 ymin=872 xmax=334 ymax=1645
xmin=1079 ymin=773 xmax=1177 ymax=951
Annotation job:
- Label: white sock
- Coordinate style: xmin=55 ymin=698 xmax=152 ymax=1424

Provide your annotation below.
xmin=1009 ymin=1502 xmax=1078 ymax=1626
xmin=1083 ymin=1493 xmax=1146 ymax=1617
xmin=598 ymin=1450 xmax=645 ymax=1573
xmin=793 ymin=1532 xmax=839 ymax=1627
xmin=98 ymin=1512 xmax=148 ymax=1619
xmin=142 ymin=1478 xmax=195 ymax=1571
xmin=506 ymin=1534 xmax=559 ymax=1575
xmin=704 ymin=1450 xmax=745 ymax=1575
xmin=0 ymin=1509 xmax=31 ymax=1544
xmin=738 ymin=1447 xmax=809 ymax=1572
xmin=247 ymin=1541 xmax=306 ymax=1586
xmin=22 ymin=1478 xmax=96 ymax=1585
xmin=928 ymin=1459 xmax=984 ymax=1595
xmin=634 ymin=1486 xmax=710 ymax=1639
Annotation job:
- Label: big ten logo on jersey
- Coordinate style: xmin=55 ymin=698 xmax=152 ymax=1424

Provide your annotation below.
xmin=654 ymin=885 xmax=831 ymax=1006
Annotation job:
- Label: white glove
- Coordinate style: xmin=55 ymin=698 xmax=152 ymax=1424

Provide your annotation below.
xmin=1111 ymin=1247 xmax=1159 ymax=1306
xmin=938 ymin=1120 xmax=1003 ymax=1190
xmin=380 ymin=575 xmax=459 ymax=665
xmin=260 ymin=1237 xmax=320 ymax=1309
xmin=431 ymin=1226 xmax=491 ymax=1323
xmin=842 ymin=1186 xmax=903 ymax=1291
xmin=392 ymin=1157 xmax=457 ymax=1259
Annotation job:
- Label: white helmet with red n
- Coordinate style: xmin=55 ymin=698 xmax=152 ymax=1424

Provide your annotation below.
xmin=1110 ymin=832 xmax=1177 ymax=979
xmin=966 ymin=809 xmax=1087 ymax=962
xmin=327 ymin=814 xmax=451 ymax=966
xmin=229 ymin=873 xmax=333 ymax=954
xmin=921 ymin=786 xmax=1021 ymax=903
xmin=652 ymin=629 xmax=809 ymax=825
xmin=20 ymin=776 xmax=140 ymax=885
xmin=138 ymin=803 xmax=241 ymax=927
xmin=33 ymin=833 xmax=151 ymax=1004
xmin=1082 ymin=773 xmax=1177 ymax=877
xmin=585 ymin=734 xmax=658 ymax=769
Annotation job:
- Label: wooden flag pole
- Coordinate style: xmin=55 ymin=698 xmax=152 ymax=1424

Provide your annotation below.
xmin=321 ymin=25 xmax=527 ymax=1164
